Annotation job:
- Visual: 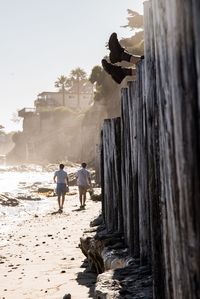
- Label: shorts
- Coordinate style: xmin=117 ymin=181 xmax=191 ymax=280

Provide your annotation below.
xmin=78 ymin=185 xmax=88 ymax=195
xmin=56 ymin=183 xmax=67 ymax=196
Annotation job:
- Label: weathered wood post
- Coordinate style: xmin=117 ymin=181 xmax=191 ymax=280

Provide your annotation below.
xmin=121 ymin=88 xmax=133 ymax=248
xmin=101 ymin=117 xmax=122 ymax=233
xmin=111 ymin=117 xmax=123 ymax=233
xmin=128 ymin=81 xmax=140 ymax=257
xmin=136 ymin=60 xmax=151 ymax=265
xmin=144 ymin=1 xmax=165 ymax=298
xmin=100 ymin=129 xmax=105 ymax=223
xmin=152 ymin=0 xmax=200 ymax=297
xmin=102 ymin=119 xmax=114 ymax=232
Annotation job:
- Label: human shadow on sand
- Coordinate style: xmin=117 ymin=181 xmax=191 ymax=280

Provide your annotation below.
xmin=72 ymin=207 xmax=86 ymax=212
xmin=49 ymin=210 xmax=69 ymax=215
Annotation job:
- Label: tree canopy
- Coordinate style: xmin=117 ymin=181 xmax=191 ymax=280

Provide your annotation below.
xmin=54 ymin=68 xmax=90 ymax=107
xmin=121 ymin=9 xmax=144 ymax=55
xmin=89 ymin=65 xmax=117 ymax=102
xmin=54 ymin=75 xmax=68 ymax=91
xmin=69 ymin=68 xmax=87 ymax=81
xmin=122 ymin=9 xmax=143 ymax=30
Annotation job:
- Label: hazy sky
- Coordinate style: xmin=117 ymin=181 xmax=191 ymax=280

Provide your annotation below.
xmin=0 ymin=0 xmax=143 ymax=132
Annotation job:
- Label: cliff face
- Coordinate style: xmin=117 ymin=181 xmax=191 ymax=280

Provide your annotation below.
xmin=8 ymin=77 xmax=121 ymax=165
xmin=81 ymin=86 xmax=121 ymax=166
xmin=0 ymin=133 xmax=14 ymax=156
xmin=7 ymin=109 xmax=82 ymax=163
xmin=7 ymin=99 xmax=117 ymax=165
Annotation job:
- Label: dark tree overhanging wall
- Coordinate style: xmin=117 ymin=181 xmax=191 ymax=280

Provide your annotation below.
xmin=100 ymin=1 xmax=200 ymax=298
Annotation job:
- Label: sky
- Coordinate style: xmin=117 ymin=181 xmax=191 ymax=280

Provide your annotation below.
xmin=0 ymin=0 xmax=143 ymax=132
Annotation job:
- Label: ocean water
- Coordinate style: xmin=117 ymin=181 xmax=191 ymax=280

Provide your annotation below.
xmin=0 ymin=165 xmax=53 ymax=192
xmin=0 ymin=165 xmax=57 ymax=236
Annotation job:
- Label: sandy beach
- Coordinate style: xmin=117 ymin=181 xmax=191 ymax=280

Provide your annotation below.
xmin=0 ymin=186 xmax=101 ymax=299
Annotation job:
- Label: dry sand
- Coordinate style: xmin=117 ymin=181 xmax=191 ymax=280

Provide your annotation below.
xmin=0 ymin=187 xmax=101 ymax=299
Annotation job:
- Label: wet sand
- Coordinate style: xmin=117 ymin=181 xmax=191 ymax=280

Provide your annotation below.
xmin=0 ymin=187 xmax=101 ymax=299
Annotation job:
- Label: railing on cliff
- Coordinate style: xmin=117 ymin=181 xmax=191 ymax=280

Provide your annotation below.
xmin=100 ymin=1 xmax=200 ymax=298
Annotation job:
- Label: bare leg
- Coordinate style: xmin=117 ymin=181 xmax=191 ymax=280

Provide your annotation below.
xmin=79 ymin=192 xmax=83 ymax=207
xmin=83 ymin=192 xmax=86 ymax=206
xmin=121 ymin=67 xmax=137 ymax=79
xmin=130 ymin=55 xmax=142 ymax=65
xmin=102 ymin=59 xmax=137 ymax=84
xmin=57 ymin=196 xmax=61 ymax=209
xmin=130 ymin=68 xmax=136 ymax=76
xmin=61 ymin=195 xmax=65 ymax=209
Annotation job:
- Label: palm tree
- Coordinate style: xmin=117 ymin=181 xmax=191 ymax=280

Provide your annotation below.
xmin=54 ymin=75 xmax=68 ymax=106
xmin=66 ymin=68 xmax=87 ymax=108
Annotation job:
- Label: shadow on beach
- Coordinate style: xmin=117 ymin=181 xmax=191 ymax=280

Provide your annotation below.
xmin=72 ymin=207 xmax=86 ymax=212
xmin=76 ymin=259 xmax=98 ymax=298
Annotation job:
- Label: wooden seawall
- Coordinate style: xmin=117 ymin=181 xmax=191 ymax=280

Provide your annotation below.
xmin=100 ymin=1 xmax=200 ymax=298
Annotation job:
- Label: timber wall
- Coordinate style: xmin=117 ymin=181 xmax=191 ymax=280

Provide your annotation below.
xmin=100 ymin=1 xmax=200 ymax=298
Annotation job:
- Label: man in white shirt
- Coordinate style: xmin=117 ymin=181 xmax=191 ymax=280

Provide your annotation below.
xmin=76 ymin=162 xmax=91 ymax=208
xmin=53 ymin=164 xmax=69 ymax=212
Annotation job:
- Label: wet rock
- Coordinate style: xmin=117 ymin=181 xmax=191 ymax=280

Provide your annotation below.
xmin=79 ymin=237 xmax=104 ymax=274
xmin=67 ymin=172 xmax=78 ymax=186
xmin=63 ymin=294 xmax=71 ymax=299
xmin=17 ymin=194 xmax=41 ymax=201
xmin=90 ymin=193 xmax=102 ymax=201
xmin=42 ymin=161 xmax=79 ymax=173
xmin=90 ymin=215 xmax=103 ymax=227
xmin=95 ymin=270 xmax=121 ymax=299
xmin=37 ymin=187 xmax=54 ymax=193
xmin=0 ymin=193 xmax=19 ymax=207
xmin=89 ymin=188 xmax=102 ymax=201
xmin=94 ymin=264 xmax=152 ymax=299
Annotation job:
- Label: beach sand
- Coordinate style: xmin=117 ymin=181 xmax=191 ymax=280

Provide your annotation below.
xmin=0 ymin=187 xmax=101 ymax=299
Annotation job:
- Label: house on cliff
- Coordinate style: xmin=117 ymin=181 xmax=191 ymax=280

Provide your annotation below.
xmin=34 ymin=80 xmax=93 ymax=112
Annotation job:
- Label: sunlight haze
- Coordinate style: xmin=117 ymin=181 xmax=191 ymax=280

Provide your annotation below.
xmin=0 ymin=0 xmax=143 ymax=132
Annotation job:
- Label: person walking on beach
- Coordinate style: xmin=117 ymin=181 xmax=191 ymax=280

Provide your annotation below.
xmin=76 ymin=162 xmax=91 ymax=209
xmin=53 ymin=163 xmax=69 ymax=212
